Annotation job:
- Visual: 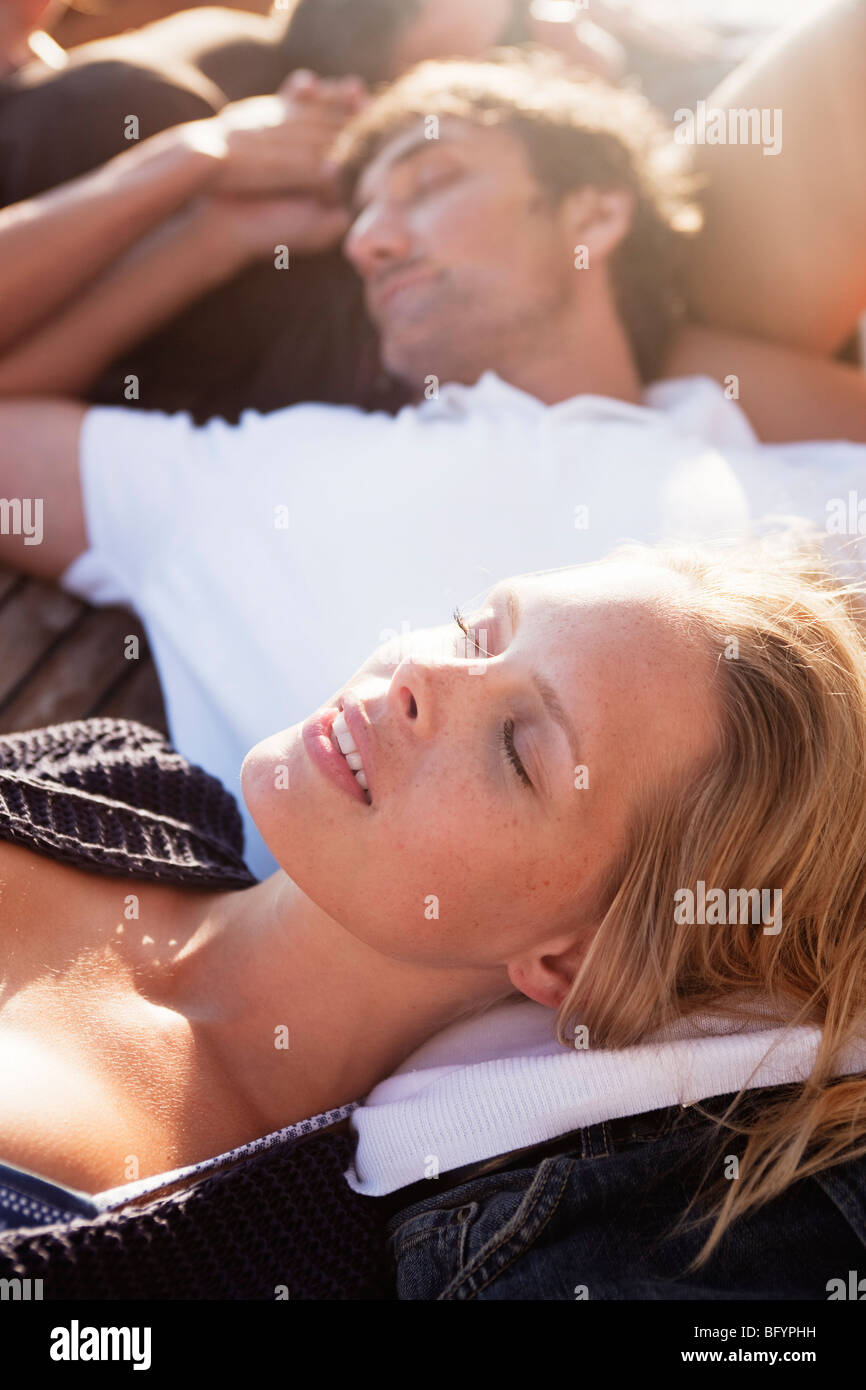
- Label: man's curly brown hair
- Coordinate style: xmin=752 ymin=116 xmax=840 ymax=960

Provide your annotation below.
xmin=334 ymin=53 xmax=703 ymax=382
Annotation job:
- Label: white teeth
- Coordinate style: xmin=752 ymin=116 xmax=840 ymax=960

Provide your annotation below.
xmin=332 ymin=709 xmax=370 ymax=797
xmin=332 ymin=710 xmax=357 ymax=755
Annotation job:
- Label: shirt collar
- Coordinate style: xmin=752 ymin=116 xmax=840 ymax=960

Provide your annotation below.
xmin=414 ymin=369 xmax=716 ymax=427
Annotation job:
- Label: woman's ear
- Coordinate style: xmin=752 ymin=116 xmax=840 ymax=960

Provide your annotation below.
xmin=561 ymin=185 xmax=636 ymax=265
xmin=506 ymin=927 xmax=596 ymax=1010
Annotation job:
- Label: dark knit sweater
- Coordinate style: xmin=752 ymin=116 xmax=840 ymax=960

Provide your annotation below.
xmin=0 ymin=718 xmax=256 ymax=888
xmin=0 ymin=718 xmax=395 ymax=1299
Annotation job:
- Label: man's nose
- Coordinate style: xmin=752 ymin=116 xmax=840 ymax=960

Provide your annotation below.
xmin=344 ymin=202 xmax=413 ymax=274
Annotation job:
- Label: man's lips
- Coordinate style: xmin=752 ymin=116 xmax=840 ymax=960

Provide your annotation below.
xmin=369 ymin=265 xmax=439 ymax=315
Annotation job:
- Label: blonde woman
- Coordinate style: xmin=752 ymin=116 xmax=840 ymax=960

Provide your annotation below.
xmin=1 ymin=539 xmax=865 ymax=1298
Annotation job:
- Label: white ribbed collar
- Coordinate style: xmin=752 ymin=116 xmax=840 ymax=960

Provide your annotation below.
xmin=345 ymin=996 xmax=866 ymax=1196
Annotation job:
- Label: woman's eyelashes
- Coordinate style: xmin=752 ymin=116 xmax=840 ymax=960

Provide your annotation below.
xmin=453 ymin=611 xmax=533 ymax=790
xmin=501 ymin=718 xmax=532 ymax=789
xmin=452 ymin=607 xmax=489 ymax=659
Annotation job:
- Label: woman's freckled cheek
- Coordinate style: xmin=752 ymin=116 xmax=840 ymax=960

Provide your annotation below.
xmin=516 ymin=872 xmax=547 ymax=896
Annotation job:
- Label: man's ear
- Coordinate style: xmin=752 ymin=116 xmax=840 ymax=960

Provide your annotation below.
xmin=506 ymin=926 xmax=597 ymax=1010
xmin=561 ymin=185 xmax=635 ymax=266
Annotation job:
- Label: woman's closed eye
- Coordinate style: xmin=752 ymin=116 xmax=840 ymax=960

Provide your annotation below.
xmin=501 ymin=718 xmax=532 ymax=789
xmin=453 ymin=609 xmax=532 ymax=789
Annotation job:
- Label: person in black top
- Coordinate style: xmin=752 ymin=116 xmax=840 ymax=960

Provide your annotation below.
xmin=0 ymin=0 xmax=648 ymax=420
xmin=0 ymin=1 xmax=533 ymax=418
xmin=0 ymin=1 xmax=861 ymax=424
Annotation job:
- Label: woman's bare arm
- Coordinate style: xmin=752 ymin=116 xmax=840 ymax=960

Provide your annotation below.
xmin=686 ymin=0 xmax=866 ymax=355
xmin=664 ymin=322 xmax=866 ymax=443
xmin=0 ymin=72 xmax=365 ymax=388
xmin=0 ymin=123 xmax=225 ymax=355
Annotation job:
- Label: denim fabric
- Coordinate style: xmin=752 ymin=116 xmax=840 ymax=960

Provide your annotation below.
xmin=385 ymin=1094 xmax=866 ymax=1300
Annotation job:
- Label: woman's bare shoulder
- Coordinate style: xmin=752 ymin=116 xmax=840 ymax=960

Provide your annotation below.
xmin=661 ymin=322 xmax=866 ymax=444
xmin=685 ymin=0 xmax=866 ymax=355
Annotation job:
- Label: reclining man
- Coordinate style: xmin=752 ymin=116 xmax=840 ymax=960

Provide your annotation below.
xmin=0 ymin=0 xmax=623 ymax=418
xmin=2 ymin=55 xmax=865 ymax=876
xmin=1 ymin=0 xmax=863 ymax=421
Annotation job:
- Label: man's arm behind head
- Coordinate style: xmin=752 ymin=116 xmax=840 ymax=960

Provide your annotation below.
xmin=0 ymin=400 xmax=88 ymax=579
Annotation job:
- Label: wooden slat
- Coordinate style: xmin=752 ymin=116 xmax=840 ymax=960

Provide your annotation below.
xmin=0 ymin=566 xmax=22 ymax=606
xmin=95 ymin=660 xmax=168 ymax=733
xmin=0 ymin=605 xmax=149 ymax=731
xmin=0 ymin=570 xmax=168 ymax=735
xmin=0 ymin=579 xmax=85 ymax=707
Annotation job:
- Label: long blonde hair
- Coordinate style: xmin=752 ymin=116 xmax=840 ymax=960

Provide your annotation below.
xmin=555 ymin=536 xmax=866 ymax=1265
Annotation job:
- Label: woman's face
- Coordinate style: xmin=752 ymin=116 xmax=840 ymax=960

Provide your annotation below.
xmin=242 ymin=559 xmax=720 ymax=977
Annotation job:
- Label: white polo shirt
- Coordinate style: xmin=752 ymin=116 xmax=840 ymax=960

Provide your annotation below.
xmin=61 ymin=371 xmax=866 ymax=878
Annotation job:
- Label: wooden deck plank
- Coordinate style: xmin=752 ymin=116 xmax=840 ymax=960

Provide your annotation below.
xmin=0 ymin=567 xmax=22 ymax=606
xmin=0 ymin=605 xmax=163 ymax=733
xmin=0 ymin=571 xmax=167 ymax=736
xmin=95 ymin=660 xmax=168 ymax=733
xmin=0 ymin=579 xmax=85 ymax=707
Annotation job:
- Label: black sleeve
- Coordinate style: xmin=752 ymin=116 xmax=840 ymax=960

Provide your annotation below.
xmin=0 ymin=46 xmax=393 ymax=419
xmin=0 ymin=59 xmax=218 ymax=207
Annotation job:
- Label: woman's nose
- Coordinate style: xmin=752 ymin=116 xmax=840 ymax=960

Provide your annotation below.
xmin=386 ymin=657 xmax=434 ymax=737
xmin=386 ymin=641 xmax=493 ymax=740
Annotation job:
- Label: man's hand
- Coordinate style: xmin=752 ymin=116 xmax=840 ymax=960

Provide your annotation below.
xmin=188 ymin=71 xmax=366 ymax=260
xmin=207 ymin=70 xmax=367 ymax=198
xmin=197 ymin=185 xmax=352 ymax=262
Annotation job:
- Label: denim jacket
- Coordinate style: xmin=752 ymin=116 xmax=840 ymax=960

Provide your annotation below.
xmin=382 ymin=1085 xmax=866 ymax=1300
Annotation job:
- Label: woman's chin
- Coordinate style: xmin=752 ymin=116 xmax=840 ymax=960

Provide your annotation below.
xmin=240 ymin=728 xmax=302 ymax=836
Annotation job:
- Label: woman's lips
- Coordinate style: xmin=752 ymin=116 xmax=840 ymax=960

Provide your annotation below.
xmin=302 ymin=708 xmax=369 ymax=805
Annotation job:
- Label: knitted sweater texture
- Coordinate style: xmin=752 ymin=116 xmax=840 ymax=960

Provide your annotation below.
xmin=0 ymin=718 xmax=256 ymax=888
xmin=0 ymin=719 xmax=394 ymax=1299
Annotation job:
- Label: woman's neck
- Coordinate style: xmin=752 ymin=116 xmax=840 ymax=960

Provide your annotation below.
xmin=145 ymin=874 xmax=511 ymax=1133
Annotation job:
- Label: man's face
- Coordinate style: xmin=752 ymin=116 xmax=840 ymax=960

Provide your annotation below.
xmin=343 ymin=118 xmax=577 ymax=392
